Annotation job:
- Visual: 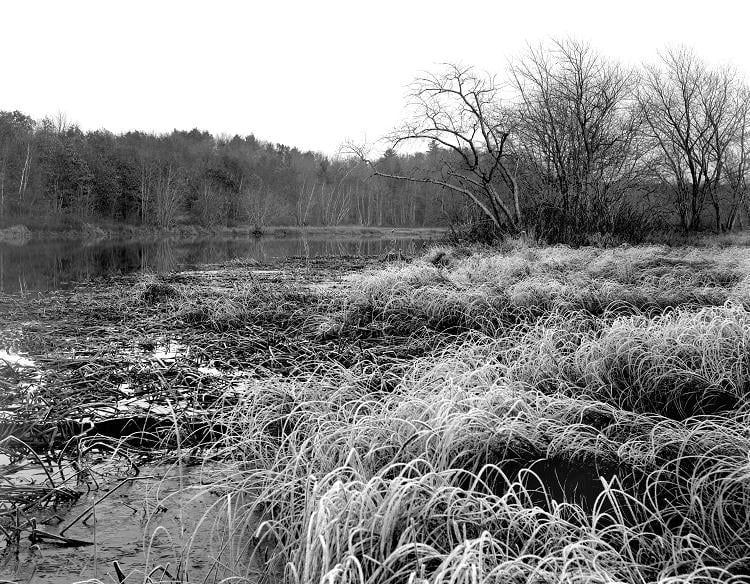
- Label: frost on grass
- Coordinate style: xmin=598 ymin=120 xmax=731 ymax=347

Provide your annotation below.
xmin=185 ymin=243 xmax=750 ymax=584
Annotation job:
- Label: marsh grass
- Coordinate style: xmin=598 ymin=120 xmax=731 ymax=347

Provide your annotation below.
xmin=5 ymin=246 xmax=750 ymax=582
xmin=211 ymin=244 xmax=750 ymax=584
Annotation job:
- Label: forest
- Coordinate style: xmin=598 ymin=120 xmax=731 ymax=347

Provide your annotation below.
xmin=0 ymin=111 xmax=456 ymax=231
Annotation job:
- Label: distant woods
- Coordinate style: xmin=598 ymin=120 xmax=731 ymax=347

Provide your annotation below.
xmin=357 ymin=41 xmax=750 ymax=243
xmin=0 ymin=113 xmax=455 ymax=230
xmin=2 ymin=40 xmax=749 ymax=243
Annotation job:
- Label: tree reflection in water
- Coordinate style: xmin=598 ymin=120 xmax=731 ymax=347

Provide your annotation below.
xmin=0 ymin=235 xmax=430 ymax=294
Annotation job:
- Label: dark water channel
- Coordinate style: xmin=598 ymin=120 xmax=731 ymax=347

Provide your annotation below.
xmin=0 ymin=231 xmax=438 ymax=295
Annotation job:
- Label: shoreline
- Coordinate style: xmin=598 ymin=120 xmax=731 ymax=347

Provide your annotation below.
xmin=0 ymin=221 xmax=447 ymax=244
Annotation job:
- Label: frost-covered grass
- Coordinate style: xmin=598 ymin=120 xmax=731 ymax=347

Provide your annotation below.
xmin=198 ymin=243 xmax=750 ymax=584
xmin=213 ymin=362 xmax=750 ymax=583
xmin=338 ymin=244 xmax=748 ymax=336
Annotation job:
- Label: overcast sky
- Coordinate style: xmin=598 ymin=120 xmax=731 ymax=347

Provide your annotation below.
xmin=2 ymin=0 xmax=749 ymax=154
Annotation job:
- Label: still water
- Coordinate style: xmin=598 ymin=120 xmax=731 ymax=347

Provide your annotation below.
xmin=0 ymin=233 xmax=437 ymax=295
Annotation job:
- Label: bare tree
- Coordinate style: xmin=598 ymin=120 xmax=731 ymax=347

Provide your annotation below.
xmin=510 ymin=39 xmax=645 ymax=239
xmin=724 ymin=86 xmax=750 ymax=229
xmin=318 ymin=163 xmax=355 ymax=226
xmin=18 ymin=142 xmax=31 ymax=205
xmin=242 ymin=174 xmax=287 ymax=227
xmin=195 ymin=178 xmax=227 ymax=226
xmin=638 ymin=48 xmax=745 ymax=231
xmin=350 ymin=64 xmax=523 ymax=233
xmin=137 ymin=156 xmax=153 ymax=224
xmin=295 ymin=179 xmax=316 ymax=226
xmin=153 ymin=164 xmax=183 ymax=228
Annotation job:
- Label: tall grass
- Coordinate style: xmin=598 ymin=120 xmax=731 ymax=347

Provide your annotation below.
xmin=211 ymin=359 xmax=750 ymax=583
xmin=499 ymin=304 xmax=750 ymax=418
xmin=338 ymin=245 xmax=746 ymax=340
xmin=196 ymin=243 xmax=750 ymax=583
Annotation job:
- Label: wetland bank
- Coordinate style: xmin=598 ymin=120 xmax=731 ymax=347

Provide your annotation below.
xmin=0 ymin=233 xmax=429 ymax=581
xmin=4 ymin=238 xmax=750 ymax=583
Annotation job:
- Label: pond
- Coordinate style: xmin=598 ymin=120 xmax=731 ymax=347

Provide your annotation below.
xmin=0 ymin=230 xmax=441 ymax=294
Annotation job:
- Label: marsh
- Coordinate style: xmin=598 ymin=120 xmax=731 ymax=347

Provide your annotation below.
xmin=4 ymin=240 xmax=750 ymax=582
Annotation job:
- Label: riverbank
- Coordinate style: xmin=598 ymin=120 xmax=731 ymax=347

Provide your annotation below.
xmin=4 ymin=243 xmax=750 ymax=582
xmin=0 ymin=218 xmax=447 ymax=244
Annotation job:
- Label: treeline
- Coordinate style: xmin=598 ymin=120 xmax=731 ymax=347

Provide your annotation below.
xmin=0 ymin=112 xmax=458 ymax=229
xmin=3 ymin=40 xmax=749 ymax=243
xmin=362 ymin=41 xmax=750 ymax=243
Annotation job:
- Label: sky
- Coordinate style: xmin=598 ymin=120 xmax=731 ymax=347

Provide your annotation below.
xmin=2 ymin=0 xmax=750 ymax=155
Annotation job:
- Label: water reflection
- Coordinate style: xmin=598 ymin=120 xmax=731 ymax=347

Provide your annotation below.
xmin=0 ymin=234 xmax=434 ymax=294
